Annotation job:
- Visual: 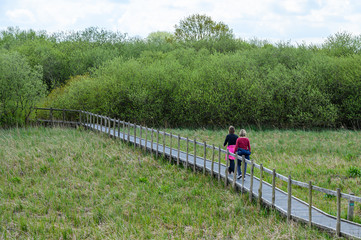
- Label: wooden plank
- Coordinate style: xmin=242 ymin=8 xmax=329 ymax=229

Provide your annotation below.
xmin=313 ymin=186 xmax=337 ymax=196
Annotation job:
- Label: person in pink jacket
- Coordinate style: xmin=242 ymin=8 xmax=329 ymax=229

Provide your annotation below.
xmin=223 ymin=126 xmax=238 ymax=174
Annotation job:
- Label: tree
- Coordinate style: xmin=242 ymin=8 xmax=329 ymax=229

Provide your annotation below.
xmin=322 ymin=31 xmax=361 ymax=57
xmin=174 ymin=14 xmax=233 ymax=41
xmin=0 ymin=50 xmax=46 ymax=126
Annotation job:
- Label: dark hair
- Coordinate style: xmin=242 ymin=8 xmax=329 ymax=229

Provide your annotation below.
xmin=229 ymin=126 xmax=235 ymax=134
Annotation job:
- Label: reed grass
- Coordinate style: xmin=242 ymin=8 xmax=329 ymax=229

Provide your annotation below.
xmin=0 ymin=127 xmax=336 ymax=239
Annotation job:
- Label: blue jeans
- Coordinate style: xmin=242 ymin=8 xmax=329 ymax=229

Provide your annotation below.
xmin=237 ymin=148 xmax=251 ymax=176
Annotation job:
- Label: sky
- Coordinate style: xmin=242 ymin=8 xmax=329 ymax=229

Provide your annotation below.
xmin=1 ymin=0 xmax=361 ymax=44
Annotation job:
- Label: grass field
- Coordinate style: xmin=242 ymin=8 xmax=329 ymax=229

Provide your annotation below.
xmin=0 ymin=127 xmax=339 ymax=239
xmin=163 ymin=127 xmax=361 ymax=223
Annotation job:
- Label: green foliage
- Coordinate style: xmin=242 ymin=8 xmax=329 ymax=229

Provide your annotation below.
xmin=347 ymin=166 xmax=361 ymax=178
xmin=45 ymin=41 xmax=361 ymax=129
xmin=2 ymin=23 xmax=361 ymax=129
xmin=0 ymin=50 xmax=46 ymax=127
xmin=174 ymin=14 xmax=233 ymax=42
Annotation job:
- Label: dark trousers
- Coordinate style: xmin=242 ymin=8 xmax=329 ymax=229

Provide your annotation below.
xmin=228 ymin=160 xmax=235 ymax=173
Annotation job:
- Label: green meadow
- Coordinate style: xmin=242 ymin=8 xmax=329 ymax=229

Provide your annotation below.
xmin=0 ymin=127 xmax=341 ymax=239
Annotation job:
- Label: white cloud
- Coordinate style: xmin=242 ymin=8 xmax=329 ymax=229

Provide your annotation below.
xmin=6 ymin=9 xmax=35 ymax=24
xmin=2 ymin=0 xmax=361 ymax=43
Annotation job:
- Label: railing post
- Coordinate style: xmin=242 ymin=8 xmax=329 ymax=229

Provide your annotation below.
xmin=258 ymin=164 xmax=263 ymax=209
xmin=193 ymin=139 xmax=196 ymax=172
xmin=336 ymin=188 xmax=341 ymax=237
xmin=79 ymin=111 xmax=82 ymax=126
xmin=113 ymin=118 xmax=116 ymax=137
xmin=169 ymin=132 xmax=172 ymax=163
xmin=140 ymin=125 xmax=143 ymax=150
xmin=272 ymin=169 xmax=276 ymax=207
xmin=144 ymin=126 xmax=148 ymax=153
xmin=241 ymin=155 xmax=245 ymax=193
xmin=177 ymin=134 xmax=180 ymax=166
xmin=347 ymin=192 xmax=355 ymax=221
xmin=225 ymin=149 xmax=229 ymax=187
xmin=134 ymin=124 xmax=136 ymax=150
xmin=309 ymin=181 xmax=312 ymax=228
xmin=249 ymin=160 xmax=254 ymax=202
xmin=118 ymin=119 xmax=120 ymax=138
xmin=203 ymin=141 xmax=206 ymax=175
xmin=108 ymin=117 xmax=111 ymax=136
xmin=156 ymin=129 xmax=159 ymax=158
xmin=162 ymin=130 xmax=166 ymax=158
xmin=287 ymin=175 xmax=292 ymax=222
xmin=211 ymin=144 xmax=215 ymax=177
xmin=218 ymin=146 xmax=221 ymax=183
xmin=151 ymin=128 xmax=154 ymax=155
xmin=62 ymin=109 xmax=65 ymax=126
xmin=122 ymin=121 xmax=125 ymax=141
xmin=232 ymin=154 xmax=238 ymax=190
xmin=186 ymin=137 xmax=189 ymax=168
xmin=127 ymin=122 xmax=130 ymax=143
xmin=96 ymin=115 xmax=99 ymax=131
xmin=50 ymin=107 xmax=53 ymax=127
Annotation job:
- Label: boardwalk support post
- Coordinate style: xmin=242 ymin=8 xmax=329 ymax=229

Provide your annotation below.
xmin=193 ymin=139 xmax=196 ymax=172
xmin=151 ymin=128 xmax=154 ymax=154
xmin=108 ymin=117 xmax=111 ymax=136
xmin=241 ymin=155 xmax=245 ymax=193
xmin=186 ymin=137 xmax=189 ymax=168
xmin=177 ymin=134 xmax=180 ymax=166
xmin=249 ymin=160 xmax=254 ymax=202
xmin=348 ymin=192 xmax=355 ymax=221
xmin=169 ymin=132 xmax=172 ymax=163
xmin=203 ymin=141 xmax=206 ymax=175
xmin=127 ymin=122 xmax=130 ymax=143
xmin=50 ymin=107 xmax=53 ymax=127
xmin=211 ymin=144 xmax=215 ymax=177
xmin=134 ymin=124 xmax=136 ymax=150
xmin=163 ymin=131 xmax=166 ymax=158
xmin=287 ymin=175 xmax=292 ymax=222
xmin=156 ymin=130 xmax=159 ymax=158
xmin=309 ymin=181 xmax=312 ymax=228
xmin=217 ymin=146 xmax=221 ymax=182
xmin=258 ymin=164 xmax=263 ymax=209
xmin=233 ymin=154 xmax=238 ymax=190
xmin=225 ymin=149 xmax=229 ymax=187
xmin=272 ymin=169 xmax=276 ymax=207
xmin=336 ymin=188 xmax=341 ymax=237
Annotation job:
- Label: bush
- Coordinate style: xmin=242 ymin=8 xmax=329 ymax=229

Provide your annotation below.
xmin=0 ymin=50 xmax=46 ymax=127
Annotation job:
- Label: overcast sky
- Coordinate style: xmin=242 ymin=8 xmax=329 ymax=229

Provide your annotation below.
xmin=1 ymin=0 xmax=361 ymax=44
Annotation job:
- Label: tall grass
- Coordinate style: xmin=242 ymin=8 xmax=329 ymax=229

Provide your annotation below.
xmin=0 ymin=127 xmax=336 ymax=239
xmin=163 ymin=127 xmax=361 ymax=223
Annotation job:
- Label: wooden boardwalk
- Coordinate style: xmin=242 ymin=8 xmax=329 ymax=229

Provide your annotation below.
xmin=84 ymin=122 xmax=361 ymax=239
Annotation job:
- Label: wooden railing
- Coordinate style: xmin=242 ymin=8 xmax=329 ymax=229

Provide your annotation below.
xmin=34 ymin=107 xmax=361 ymax=239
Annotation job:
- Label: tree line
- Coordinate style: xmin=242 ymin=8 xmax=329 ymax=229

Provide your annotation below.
xmin=1 ymin=14 xmax=361 ymax=129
